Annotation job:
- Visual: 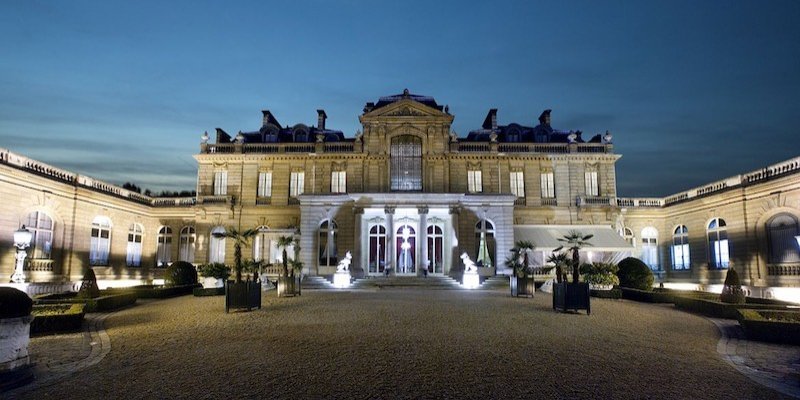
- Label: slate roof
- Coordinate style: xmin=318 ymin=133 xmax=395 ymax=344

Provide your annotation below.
xmin=365 ymin=89 xmax=445 ymax=113
xmin=465 ymin=110 xmax=603 ymax=144
xmin=215 ymin=120 xmax=347 ymax=144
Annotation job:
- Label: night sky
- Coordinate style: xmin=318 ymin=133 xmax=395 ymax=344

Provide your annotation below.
xmin=1 ymin=1 xmax=798 ymax=197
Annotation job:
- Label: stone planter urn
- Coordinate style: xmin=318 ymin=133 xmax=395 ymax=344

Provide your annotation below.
xmin=0 ymin=287 xmax=34 ymax=390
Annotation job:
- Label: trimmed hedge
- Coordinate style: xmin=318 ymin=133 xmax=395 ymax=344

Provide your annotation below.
xmin=620 ymin=287 xmax=676 ymax=303
xmin=35 ymin=292 xmax=137 ymax=312
xmin=105 ymin=284 xmax=199 ymax=299
xmin=165 ymin=261 xmax=198 ymax=286
xmin=737 ymin=309 xmax=800 ymax=345
xmin=673 ymin=296 xmax=793 ymax=319
xmin=193 ymin=287 xmax=225 ymax=296
xmin=617 ymin=257 xmax=654 ymax=291
xmin=590 ymin=287 xmax=622 ymax=299
xmin=31 ymin=304 xmax=85 ymax=335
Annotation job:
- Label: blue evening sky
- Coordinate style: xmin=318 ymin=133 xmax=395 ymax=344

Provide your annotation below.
xmin=1 ymin=1 xmax=798 ymax=196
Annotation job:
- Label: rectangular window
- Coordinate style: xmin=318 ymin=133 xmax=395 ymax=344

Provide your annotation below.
xmin=540 ymin=172 xmax=554 ymax=198
xmin=290 ymin=171 xmax=305 ymax=197
xmin=671 ymin=244 xmax=690 ymax=270
xmin=257 ymin=171 xmax=272 ymax=197
xmin=331 ymin=171 xmax=347 ymax=193
xmin=510 ymin=171 xmax=525 ymax=197
xmin=214 ymin=171 xmax=227 ymax=196
xmin=467 ymin=170 xmax=482 ymax=193
xmin=641 ymin=237 xmax=658 ymax=270
xmin=585 ymin=170 xmax=598 ymax=196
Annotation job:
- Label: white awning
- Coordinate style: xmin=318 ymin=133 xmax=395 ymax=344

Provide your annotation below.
xmin=513 ymin=225 xmax=633 ymax=252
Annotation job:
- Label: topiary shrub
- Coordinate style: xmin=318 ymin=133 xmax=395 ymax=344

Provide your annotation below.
xmin=617 ymin=257 xmax=654 ymax=291
xmin=198 ymin=263 xmax=231 ymax=280
xmin=0 ymin=287 xmax=33 ymax=319
xmin=720 ymin=268 xmax=745 ymax=304
xmin=164 ymin=261 xmax=198 ymax=286
xmin=77 ymin=268 xmax=100 ymax=299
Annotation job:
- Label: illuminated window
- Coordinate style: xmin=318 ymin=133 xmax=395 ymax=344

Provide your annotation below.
xmin=641 ymin=227 xmax=658 ymax=271
xmin=707 ymin=218 xmax=729 ymax=269
xmin=767 ymin=214 xmax=800 ymax=263
xmin=214 ymin=170 xmax=227 ymax=196
xmin=671 ymin=225 xmax=690 ymax=270
xmin=390 ymin=135 xmax=422 ymax=191
xmin=467 ymin=169 xmax=482 ymax=193
xmin=157 ymin=226 xmax=172 ymax=267
xmin=474 ymin=220 xmax=495 ymax=268
xmin=209 ymin=226 xmax=226 ymax=264
xmin=126 ymin=224 xmax=143 ymax=267
xmin=318 ymin=220 xmax=338 ymax=267
xmin=90 ymin=216 xmax=112 ymax=265
xmin=585 ymin=169 xmax=598 ymax=196
xmin=257 ymin=171 xmax=272 ymax=197
xmin=26 ymin=211 xmax=53 ymax=259
xmin=331 ymin=170 xmax=347 ymax=193
xmin=510 ymin=171 xmax=525 ymax=198
xmin=179 ymin=226 xmax=195 ymax=263
xmin=368 ymin=224 xmax=387 ymax=274
xmin=427 ymin=224 xmax=444 ymax=274
xmin=253 ymin=226 xmax=270 ymax=262
xmin=540 ymin=171 xmax=554 ymax=198
xmin=290 ymin=171 xmax=305 ymax=197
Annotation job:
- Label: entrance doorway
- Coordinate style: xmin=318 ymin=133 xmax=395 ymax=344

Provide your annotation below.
xmin=395 ymin=224 xmax=416 ymax=274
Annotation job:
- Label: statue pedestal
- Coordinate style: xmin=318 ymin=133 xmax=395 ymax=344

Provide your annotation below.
xmin=333 ymin=272 xmax=350 ymax=288
xmin=462 ymin=271 xmax=480 ymax=289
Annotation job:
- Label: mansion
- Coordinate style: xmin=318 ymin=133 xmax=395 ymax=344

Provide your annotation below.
xmin=1 ymin=90 xmax=799 ymax=301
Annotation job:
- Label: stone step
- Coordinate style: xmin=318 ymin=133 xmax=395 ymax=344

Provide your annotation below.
xmin=351 ymin=276 xmax=462 ymax=290
xmin=480 ymin=276 xmax=510 ymax=290
xmin=301 ymin=276 xmax=336 ymax=290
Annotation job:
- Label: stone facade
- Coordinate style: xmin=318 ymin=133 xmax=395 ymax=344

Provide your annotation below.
xmin=0 ymin=91 xmax=798 ymax=299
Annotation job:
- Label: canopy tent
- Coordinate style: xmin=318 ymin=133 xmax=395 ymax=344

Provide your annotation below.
xmin=513 ymin=225 xmax=634 ymax=265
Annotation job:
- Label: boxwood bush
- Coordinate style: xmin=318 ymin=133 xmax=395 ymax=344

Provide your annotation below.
xmin=720 ymin=268 xmax=745 ymax=304
xmin=737 ymin=309 xmax=800 ymax=345
xmin=0 ymin=287 xmax=32 ymax=319
xmin=31 ymin=304 xmax=85 ymax=335
xmin=165 ymin=261 xmax=198 ymax=286
xmin=616 ymin=257 xmax=654 ymax=291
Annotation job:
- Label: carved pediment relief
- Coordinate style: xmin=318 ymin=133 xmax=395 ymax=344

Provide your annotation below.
xmin=362 ymin=99 xmax=446 ymax=119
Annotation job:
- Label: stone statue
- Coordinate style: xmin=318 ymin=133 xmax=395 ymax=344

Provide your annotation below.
xmin=337 ymin=251 xmax=352 ymax=273
xmin=460 ymin=252 xmax=477 ymax=274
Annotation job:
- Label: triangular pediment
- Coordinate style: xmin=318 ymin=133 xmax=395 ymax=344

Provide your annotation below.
xmin=363 ymin=99 xmax=446 ymax=118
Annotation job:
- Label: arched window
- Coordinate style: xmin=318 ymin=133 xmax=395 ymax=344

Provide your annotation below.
xmin=707 ymin=218 xmax=729 ymax=269
xmin=126 ymin=224 xmax=143 ymax=267
xmin=506 ymin=127 xmax=520 ymax=143
xmin=368 ymin=224 xmax=386 ymax=274
xmin=26 ymin=211 xmax=54 ymax=259
xmin=475 ymin=220 xmax=495 ymax=268
xmin=641 ymin=227 xmax=658 ymax=271
xmin=622 ymin=227 xmax=634 ymax=246
xmin=209 ymin=226 xmax=226 ymax=264
xmin=157 ymin=226 xmax=173 ymax=267
xmin=427 ymin=224 xmax=444 ymax=274
xmin=253 ymin=225 xmax=270 ymax=262
xmin=767 ymin=214 xmax=800 ymax=263
xmin=396 ymin=224 xmax=416 ymax=274
xmin=90 ymin=216 xmax=112 ymax=265
xmin=318 ymin=220 xmax=338 ymax=267
xmin=671 ymin=225 xmax=690 ymax=270
xmin=390 ymin=135 xmax=422 ymax=191
xmin=179 ymin=226 xmax=196 ymax=263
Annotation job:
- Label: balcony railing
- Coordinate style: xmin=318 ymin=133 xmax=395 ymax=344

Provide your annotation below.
xmin=256 ymin=197 xmax=272 ymax=205
xmin=576 ymin=196 xmax=614 ymax=207
xmin=767 ymin=265 xmax=800 ymax=276
xmin=200 ymin=195 xmax=230 ymax=205
xmin=615 ymin=198 xmax=664 ymax=208
xmin=541 ymin=198 xmax=557 ymax=206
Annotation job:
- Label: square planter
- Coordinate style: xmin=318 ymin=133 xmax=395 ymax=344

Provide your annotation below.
xmin=510 ymin=276 xmax=535 ymax=298
xmin=277 ymin=275 xmax=302 ymax=297
xmin=553 ymin=282 xmax=591 ymax=314
xmin=225 ymin=281 xmax=261 ymax=312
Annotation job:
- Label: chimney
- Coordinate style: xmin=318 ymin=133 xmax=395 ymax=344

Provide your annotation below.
xmin=262 ymin=110 xmax=273 ymax=127
xmin=317 ymin=109 xmax=327 ymax=131
xmin=482 ymin=109 xmax=498 ymax=130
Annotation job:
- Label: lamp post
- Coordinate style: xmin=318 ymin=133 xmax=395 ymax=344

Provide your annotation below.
xmin=11 ymin=225 xmax=33 ymax=283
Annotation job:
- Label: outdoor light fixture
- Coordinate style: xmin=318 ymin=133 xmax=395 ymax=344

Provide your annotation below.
xmin=11 ymin=225 xmax=33 ymax=283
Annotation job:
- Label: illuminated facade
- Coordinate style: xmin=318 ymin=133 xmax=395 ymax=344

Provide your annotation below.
xmin=1 ymin=90 xmax=798 ymax=299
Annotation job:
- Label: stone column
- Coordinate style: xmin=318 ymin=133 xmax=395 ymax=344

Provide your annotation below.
xmin=418 ymin=207 xmax=428 ymax=276
xmin=385 ymin=207 xmax=395 ymax=275
xmin=449 ymin=206 xmax=460 ymax=275
xmin=353 ymin=207 xmax=364 ymax=278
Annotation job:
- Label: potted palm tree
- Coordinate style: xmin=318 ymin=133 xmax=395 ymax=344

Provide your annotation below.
xmin=546 ymin=252 xmax=570 ymax=284
xmin=213 ymin=227 xmax=261 ymax=312
xmin=552 ymin=230 xmax=593 ymax=314
xmin=508 ymin=240 xmax=535 ymax=298
xmin=276 ymin=235 xmax=301 ymax=297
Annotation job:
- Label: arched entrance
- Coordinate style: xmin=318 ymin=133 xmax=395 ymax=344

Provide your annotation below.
xmin=395 ymin=224 xmax=416 ymax=274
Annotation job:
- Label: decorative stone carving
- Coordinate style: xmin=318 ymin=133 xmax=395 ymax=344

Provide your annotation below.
xmin=336 ymin=251 xmax=352 ymax=273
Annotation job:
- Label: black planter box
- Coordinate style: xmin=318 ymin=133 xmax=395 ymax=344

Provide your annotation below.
xmin=510 ymin=276 xmax=535 ymax=298
xmin=553 ymin=282 xmax=591 ymax=314
xmin=225 ymin=281 xmax=261 ymax=312
xmin=277 ymin=275 xmax=302 ymax=297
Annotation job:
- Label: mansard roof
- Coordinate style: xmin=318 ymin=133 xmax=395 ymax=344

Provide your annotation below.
xmin=214 ymin=112 xmax=348 ymax=144
xmin=364 ymin=89 xmax=445 ymax=113
xmin=464 ymin=109 xmax=603 ymax=144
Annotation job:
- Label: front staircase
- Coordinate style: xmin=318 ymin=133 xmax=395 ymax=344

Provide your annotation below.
xmin=300 ymin=275 xmax=512 ymax=290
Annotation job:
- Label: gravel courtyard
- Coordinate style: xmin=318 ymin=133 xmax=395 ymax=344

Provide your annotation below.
xmin=12 ymin=290 xmax=789 ymax=399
